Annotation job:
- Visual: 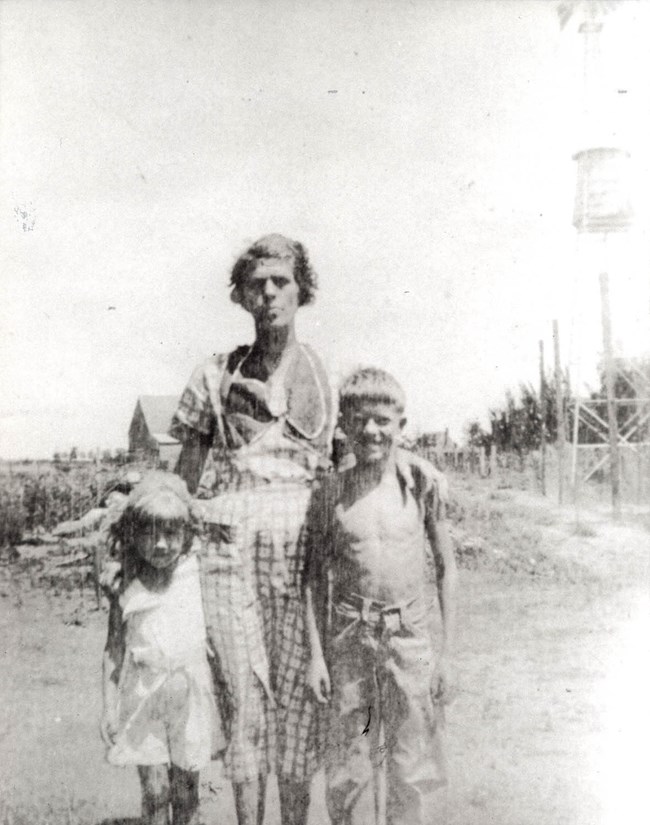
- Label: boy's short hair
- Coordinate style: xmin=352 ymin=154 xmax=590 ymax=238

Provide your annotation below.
xmin=339 ymin=367 xmax=406 ymax=415
xmin=113 ymin=471 xmax=199 ymax=558
xmin=229 ymin=233 xmax=318 ymax=307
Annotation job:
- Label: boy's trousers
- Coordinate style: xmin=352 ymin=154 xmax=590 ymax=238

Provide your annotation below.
xmin=324 ymin=594 xmax=447 ymax=825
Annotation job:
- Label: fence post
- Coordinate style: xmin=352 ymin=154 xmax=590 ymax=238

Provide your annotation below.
xmin=44 ymin=475 xmax=49 ymax=531
xmin=539 ymin=339 xmax=546 ymax=496
xmin=599 ymin=272 xmax=622 ymax=519
xmin=553 ymin=320 xmax=566 ymax=505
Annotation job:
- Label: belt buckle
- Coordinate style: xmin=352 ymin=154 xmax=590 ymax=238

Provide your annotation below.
xmin=381 ymin=608 xmax=401 ymax=633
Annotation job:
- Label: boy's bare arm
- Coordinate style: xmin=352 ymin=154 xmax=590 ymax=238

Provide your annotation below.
xmin=426 ymin=499 xmax=458 ymax=702
xmin=101 ymin=596 xmax=125 ymax=744
xmin=428 ymin=518 xmax=457 ymax=656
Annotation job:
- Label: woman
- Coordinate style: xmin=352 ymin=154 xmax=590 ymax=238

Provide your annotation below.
xmin=170 ymin=234 xmax=333 ymax=825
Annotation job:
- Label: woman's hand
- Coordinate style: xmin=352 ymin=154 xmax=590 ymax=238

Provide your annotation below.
xmin=396 ymin=448 xmax=449 ymax=503
xmin=307 ymin=655 xmax=331 ymax=704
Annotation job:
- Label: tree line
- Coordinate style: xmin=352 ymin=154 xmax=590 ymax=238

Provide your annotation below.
xmin=465 ymin=357 xmax=650 ymax=458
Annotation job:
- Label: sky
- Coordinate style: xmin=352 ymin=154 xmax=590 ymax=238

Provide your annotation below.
xmin=1 ymin=0 xmax=649 ymax=459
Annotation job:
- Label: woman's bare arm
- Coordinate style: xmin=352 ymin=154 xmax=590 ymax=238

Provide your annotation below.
xmin=175 ymin=430 xmax=212 ymax=494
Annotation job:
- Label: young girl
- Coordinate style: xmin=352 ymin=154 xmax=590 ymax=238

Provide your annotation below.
xmin=101 ymin=472 xmax=222 ymax=825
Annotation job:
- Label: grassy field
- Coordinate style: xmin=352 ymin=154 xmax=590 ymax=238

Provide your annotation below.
xmin=1 ymin=471 xmax=648 ymax=825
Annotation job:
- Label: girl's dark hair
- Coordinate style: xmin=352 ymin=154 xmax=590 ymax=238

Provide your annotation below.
xmin=229 ymin=233 xmax=318 ymax=307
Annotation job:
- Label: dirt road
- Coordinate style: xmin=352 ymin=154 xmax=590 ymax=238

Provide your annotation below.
xmin=1 ymin=487 xmax=648 ymax=825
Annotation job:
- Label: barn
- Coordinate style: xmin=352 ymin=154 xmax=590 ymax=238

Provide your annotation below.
xmin=128 ymin=396 xmax=182 ymax=469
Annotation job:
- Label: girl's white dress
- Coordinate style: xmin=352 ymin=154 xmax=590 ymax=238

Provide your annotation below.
xmin=107 ymin=553 xmax=221 ymax=771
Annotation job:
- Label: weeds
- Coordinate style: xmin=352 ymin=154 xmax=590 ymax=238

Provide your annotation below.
xmin=0 ymin=792 xmax=99 ymax=825
xmin=0 ymin=466 xmax=128 ymax=549
xmin=448 ymin=479 xmax=591 ymax=582
xmin=571 ymin=521 xmax=598 ymax=538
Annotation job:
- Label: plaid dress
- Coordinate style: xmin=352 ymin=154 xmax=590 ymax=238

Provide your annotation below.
xmin=170 ymin=345 xmax=332 ymax=783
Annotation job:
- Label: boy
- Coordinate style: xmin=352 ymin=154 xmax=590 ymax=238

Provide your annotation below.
xmin=304 ymin=367 xmax=457 ymax=825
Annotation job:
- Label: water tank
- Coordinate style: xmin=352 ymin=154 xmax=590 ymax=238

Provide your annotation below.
xmin=572 ymin=147 xmax=633 ymax=233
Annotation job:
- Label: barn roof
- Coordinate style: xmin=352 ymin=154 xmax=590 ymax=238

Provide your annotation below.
xmin=136 ymin=396 xmax=181 ymax=443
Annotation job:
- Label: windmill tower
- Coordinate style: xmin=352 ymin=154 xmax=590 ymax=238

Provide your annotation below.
xmin=559 ymin=1 xmax=648 ymax=516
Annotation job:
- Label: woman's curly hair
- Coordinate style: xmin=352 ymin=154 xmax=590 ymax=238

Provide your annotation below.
xmin=229 ymin=233 xmax=318 ymax=307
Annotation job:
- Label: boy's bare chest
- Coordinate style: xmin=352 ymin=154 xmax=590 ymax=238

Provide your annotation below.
xmin=334 ymin=482 xmax=423 ymax=547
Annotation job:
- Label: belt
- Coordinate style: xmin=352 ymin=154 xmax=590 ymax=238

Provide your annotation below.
xmin=334 ymin=592 xmax=418 ymax=630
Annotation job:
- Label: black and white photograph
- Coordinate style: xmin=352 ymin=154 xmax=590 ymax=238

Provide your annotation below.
xmin=1 ymin=2 xmax=649 ymax=824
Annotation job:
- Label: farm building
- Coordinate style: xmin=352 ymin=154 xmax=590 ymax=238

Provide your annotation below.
xmin=128 ymin=396 xmax=182 ymax=469
xmin=415 ymin=429 xmax=460 ymax=468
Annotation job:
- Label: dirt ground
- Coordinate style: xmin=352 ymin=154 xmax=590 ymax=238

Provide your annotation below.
xmin=1 ymin=478 xmax=649 ymax=825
